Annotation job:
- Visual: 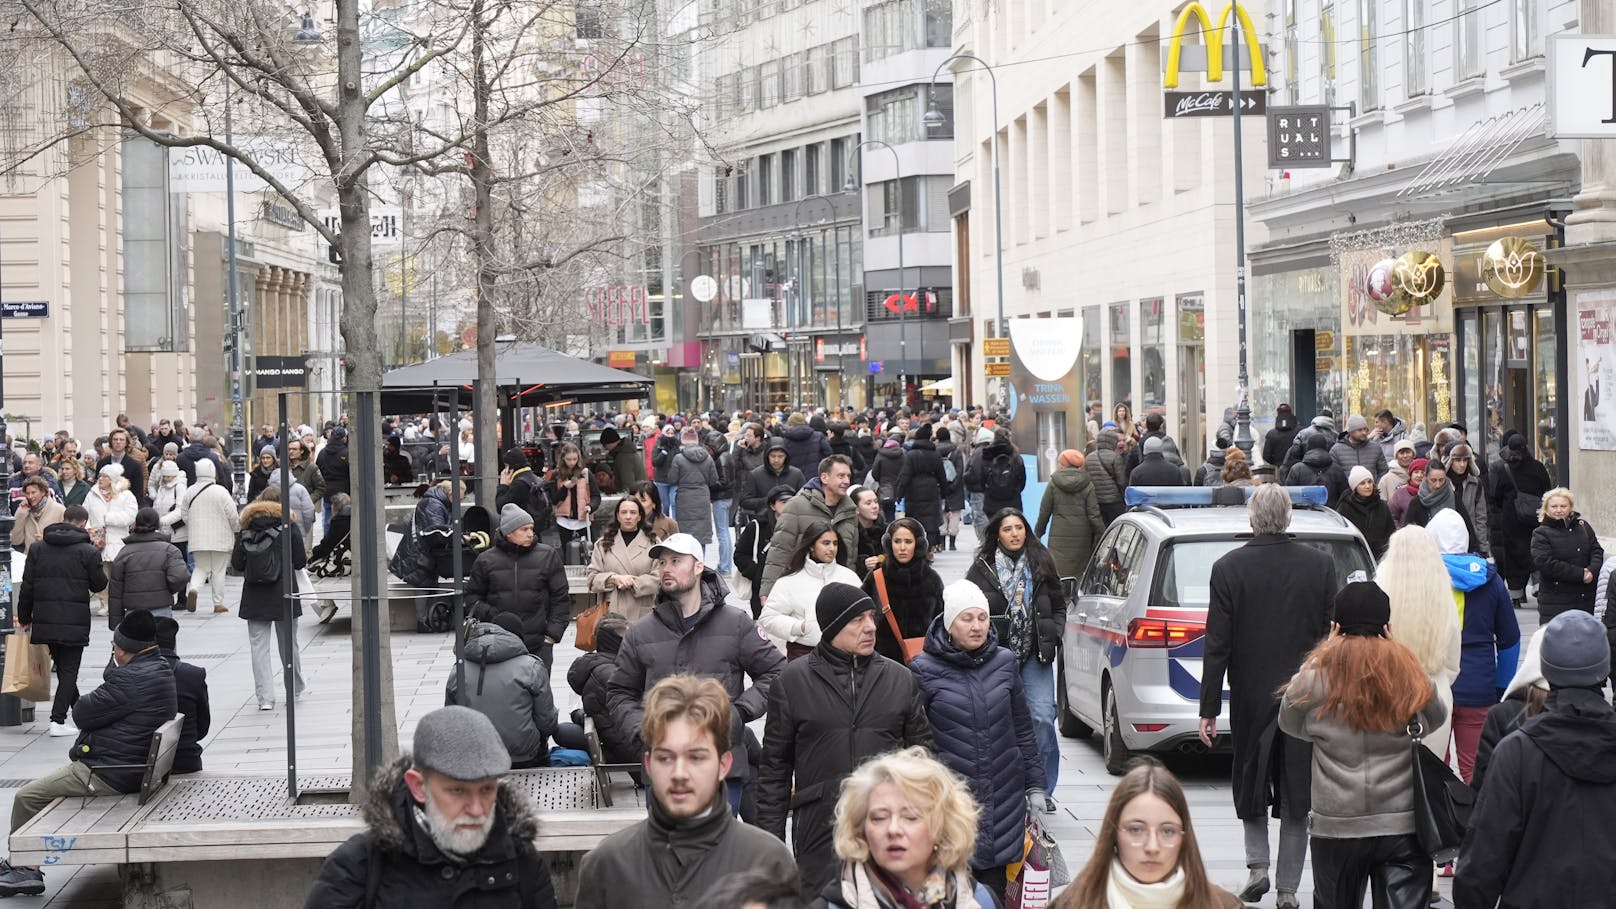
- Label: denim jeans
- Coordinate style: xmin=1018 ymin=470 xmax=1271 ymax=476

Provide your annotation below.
xmin=1020 ymin=657 xmax=1059 ymax=790
xmin=655 ymin=481 xmax=677 ymax=520
xmin=968 ymin=492 xmax=987 ymax=530
xmin=712 ymin=498 xmax=734 ymax=574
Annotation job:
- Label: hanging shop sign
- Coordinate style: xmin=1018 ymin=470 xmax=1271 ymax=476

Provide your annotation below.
xmin=1548 ymin=34 xmax=1616 ymax=139
xmin=1162 ymin=2 xmax=1267 ymax=89
xmin=1481 ymin=237 xmax=1546 ymax=299
xmin=1340 ymin=245 xmax=1453 ymax=336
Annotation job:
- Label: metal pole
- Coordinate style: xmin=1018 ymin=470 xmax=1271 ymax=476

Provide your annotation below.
xmin=1230 ymin=21 xmax=1253 ymax=453
xmin=399 ymin=200 xmax=408 ymax=365
xmin=0 ymin=176 xmax=19 ymax=727
xmin=446 ymin=384 xmax=466 ymax=700
xmin=225 ymin=79 xmax=249 ymax=502
xmin=354 ymin=390 xmax=384 ymax=780
xmin=277 ymin=393 xmax=298 ymax=799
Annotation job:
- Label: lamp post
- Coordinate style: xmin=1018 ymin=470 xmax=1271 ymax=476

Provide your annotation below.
xmin=793 ymin=193 xmax=838 ymax=405
xmin=1228 ymin=26 xmax=1253 ymax=454
xmin=926 ymin=53 xmax=1004 ymax=407
xmin=846 ymin=139 xmax=904 ymax=405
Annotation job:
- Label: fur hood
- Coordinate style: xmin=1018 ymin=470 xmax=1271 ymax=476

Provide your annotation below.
xmin=361 ymin=755 xmax=541 ymax=855
xmin=239 ymin=499 xmax=283 ymax=528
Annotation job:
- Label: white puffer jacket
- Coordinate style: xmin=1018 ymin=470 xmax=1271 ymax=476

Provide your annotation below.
xmin=152 ymin=475 xmax=190 ymax=544
xmin=181 ymin=478 xmax=240 ymax=553
xmin=84 ymin=479 xmax=138 ymax=561
xmin=758 ymin=558 xmax=863 ymax=649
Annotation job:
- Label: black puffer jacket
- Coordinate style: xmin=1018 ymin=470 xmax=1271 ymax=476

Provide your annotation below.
xmin=740 ymin=444 xmax=805 ymax=518
xmin=1287 ymin=441 xmax=1348 ymax=505
xmin=867 ymin=445 xmax=905 ymax=503
xmin=896 ymin=440 xmax=948 ymax=541
xmin=465 ymin=536 xmax=571 ymax=663
xmin=975 ymin=443 xmax=1028 ymax=516
xmin=72 ymin=648 xmax=177 ymax=793
xmin=936 ymin=442 xmax=966 ymax=511
xmin=758 ymin=643 xmax=935 ymax=891
xmin=229 ymin=500 xmax=307 ymax=623
xmin=390 ymin=487 xmax=453 ymax=588
xmin=108 ymin=531 xmax=189 ymax=625
xmin=17 ymin=523 xmax=106 ymax=647
xmin=1336 ymin=489 xmax=1394 ymax=559
xmin=1263 ymin=409 xmax=1300 ymax=468
xmin=566 ymin=626 xmax=636 ymax=764
xmin=1531 ymin=513 xmax=1605 ymax=618
xmin=316 ymin=439 xmax=351 ymax=497
xmin=780 ymin=424 xmax=832 ymax=477
xmin=160 ymin=648 xmax=210 ymax=775
xmin=965 ymin=551 xmax=1066 ymax=665
xmin=304 ymin=756 xmax=558 ymax=909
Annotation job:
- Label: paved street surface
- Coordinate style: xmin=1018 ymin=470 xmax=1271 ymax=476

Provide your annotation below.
xmin=0 ymin=518 xmax=1534 ymax=906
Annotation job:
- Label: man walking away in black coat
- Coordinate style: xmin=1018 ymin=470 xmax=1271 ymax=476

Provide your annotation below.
xmin=154 ymin=617 xmax=210 ymax=774
xmin=0 ymin=611 xmax=176 ymax=897
xmin=1197 ymin=484 xmax=1336 ymax=909
xmin=304 ymin=706 xmax=558 ymax=909
xmin=577 ymin=676 xmax=798 ymax=909
xmin=108 ymin=508 xmax=189 ymax=625
xmin=16 ymin=504 xmax=106 ymax=737
xmin=758 ymin=582 xmax=935 ymax=892
xmin=1457 ymin=611 xmax=1616 ymax=908
xmin=1127 ymin=436 xmax=1186 ymax=487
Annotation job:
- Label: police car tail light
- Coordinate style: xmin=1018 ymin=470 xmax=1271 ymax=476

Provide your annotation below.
xmin=1126 ymin=618 xmax=1207 ymax=648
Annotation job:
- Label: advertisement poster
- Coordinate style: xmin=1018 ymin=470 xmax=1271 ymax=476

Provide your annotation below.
xmin=1577 ymin=289 xmax=1616 ymax=451
xmin=1008 ymin=317 xmax=1084 ymax=492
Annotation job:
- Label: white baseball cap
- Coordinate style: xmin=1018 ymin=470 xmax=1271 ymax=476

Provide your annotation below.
xmin=649 ymin=533 xmax=704 ymax=563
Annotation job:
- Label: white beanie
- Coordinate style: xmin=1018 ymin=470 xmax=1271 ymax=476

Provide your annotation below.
xmin=942 ymin=579 xmax=990 ymax=632
xmin=1347 ymin=465 xmax=1374 ymax=491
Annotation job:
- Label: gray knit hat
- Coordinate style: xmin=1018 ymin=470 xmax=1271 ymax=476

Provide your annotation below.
xmin=1346 ymin=414 xmax=1369 ymax=432
xmin=412 ymin=705 xmax=511 ymax=781
xmin=498 ymin=503 xmax=533 ymax=537
xmin=1540 ymin=611 xmax=1611 ymax=688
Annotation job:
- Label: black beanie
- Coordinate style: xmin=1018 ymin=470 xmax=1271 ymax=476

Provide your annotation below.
xmin=489 ymin=612 xmax=525 ymax=638
xmin=133 ymin=507 xmax=161 ymax=534
xmin=501 ymin=448 xmax=529 ymax=469
xmin=114 ymin=610 xmax=158 ymax=653
xmin=816 ymin=582 xmax=876 ymax=644
xmin=154 ymin=616 xmax=180 ymax=651
xmin=1333 ymin=581 xmax=1390 ymax=637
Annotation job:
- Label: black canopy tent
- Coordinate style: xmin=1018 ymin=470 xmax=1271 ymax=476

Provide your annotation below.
xmin=380 ymin=342 xmax=653 ymax=412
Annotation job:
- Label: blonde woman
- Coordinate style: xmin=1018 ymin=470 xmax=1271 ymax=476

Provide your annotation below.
xmin=1375 ymin=526 xmax=1461 ymax=759
xmin=1530 ymin=487 xmax=1603 ymax=623
xmin=56 ymin=457 xmax=90 ymax=508
xmin=821 ymin=747 xmax=997 ymax=909
xmin=84 ymin=464 xmax=138 ymax=616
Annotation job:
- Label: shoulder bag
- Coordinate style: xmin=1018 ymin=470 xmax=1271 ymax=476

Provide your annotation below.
xmin=873 ymin=568 xmax=924 ymax=664
xmin=1408 ymin=717 xmax=1472 ymax=863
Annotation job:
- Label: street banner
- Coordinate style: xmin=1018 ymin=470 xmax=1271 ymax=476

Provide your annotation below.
xmin=1577 ymin=289 xmax=1616 ymax=451
xmin=1007 ymin=317 xmax=1085 ymax=489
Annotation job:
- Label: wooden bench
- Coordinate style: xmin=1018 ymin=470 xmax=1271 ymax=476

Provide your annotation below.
xmin=582 ymin=716 xmax=641 ymax=808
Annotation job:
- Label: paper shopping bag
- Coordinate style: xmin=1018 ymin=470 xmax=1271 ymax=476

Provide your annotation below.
xmin=2 ymin=632 xmax=52 ymax=702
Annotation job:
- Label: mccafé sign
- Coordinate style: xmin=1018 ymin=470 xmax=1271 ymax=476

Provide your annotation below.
xmin=1163 ymin=2 xmax=1267 ymax=89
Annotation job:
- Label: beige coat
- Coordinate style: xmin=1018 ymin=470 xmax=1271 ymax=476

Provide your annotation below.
xmin=585 ymin=530 xmax=660 ymax=622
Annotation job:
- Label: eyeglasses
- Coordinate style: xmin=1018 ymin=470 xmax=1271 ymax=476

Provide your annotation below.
xmin=1120 ymin=823 xmax=1183 ymax=847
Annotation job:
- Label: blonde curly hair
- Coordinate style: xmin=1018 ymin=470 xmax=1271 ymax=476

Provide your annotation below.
xmin=831 ymin=747 xmax=980 ymax=874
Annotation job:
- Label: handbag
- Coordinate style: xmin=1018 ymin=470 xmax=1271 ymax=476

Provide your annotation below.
xmin=1 ymin=631 xmax=51 ymax=702
xmin=574 ymin=596 xmax=609 ymax=652
xmin=1006 ymin=812 xmax=1068 ymax=909
xmin=873 ymin=568 xmax=924 ymax=663
xmin=1408 ymin=718 xmax=1468 ymax=863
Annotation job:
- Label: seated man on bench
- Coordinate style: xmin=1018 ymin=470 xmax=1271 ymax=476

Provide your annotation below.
xmin=0 ymin=611 xmax=177 ymax=897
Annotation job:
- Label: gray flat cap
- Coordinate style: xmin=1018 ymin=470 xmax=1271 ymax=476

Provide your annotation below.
xmin=412 ymin=706 xmax=511 ymax=781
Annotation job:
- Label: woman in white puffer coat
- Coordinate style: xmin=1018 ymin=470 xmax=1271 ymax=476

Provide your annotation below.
xmin=758 ymin=521 xmax=862 ymax=660
xmin=83 ymin=463 xmax=138 ymax=615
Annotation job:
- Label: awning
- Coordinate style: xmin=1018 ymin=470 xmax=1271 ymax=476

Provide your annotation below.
xmin=381 ymin=342 xmax=653 ymax=412
xmin=918 ymin=376 xmax=955 ymax=395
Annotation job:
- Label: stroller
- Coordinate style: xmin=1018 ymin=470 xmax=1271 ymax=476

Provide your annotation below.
xmin=414 ymin=504 xmax=492 ymax=633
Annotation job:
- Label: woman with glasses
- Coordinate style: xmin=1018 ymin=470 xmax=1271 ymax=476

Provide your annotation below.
xmin=1058 ymin=757 xmax=1237 ymax=908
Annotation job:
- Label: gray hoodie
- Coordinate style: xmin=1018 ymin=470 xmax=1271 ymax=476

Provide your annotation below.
xmin=446 ymin=622 xmax=558 ymax=764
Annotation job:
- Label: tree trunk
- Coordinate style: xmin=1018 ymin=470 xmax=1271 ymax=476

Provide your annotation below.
xmin=471 ymin=0 xmax=500 ymax=511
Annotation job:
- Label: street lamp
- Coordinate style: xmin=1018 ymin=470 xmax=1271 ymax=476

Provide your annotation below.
xmin=926 ymin=53 xmax=1005 ymax=407
xmin=845 ymin=139 xmax=906 ymax=405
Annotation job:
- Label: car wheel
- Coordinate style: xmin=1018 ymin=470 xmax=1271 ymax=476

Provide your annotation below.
xmin=1102 ymin=686 xmax=1133 ymax=776
xmin=1056 ymin=658 xmax=1093 ymax=739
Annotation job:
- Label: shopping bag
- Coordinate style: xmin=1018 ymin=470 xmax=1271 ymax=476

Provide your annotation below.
xmin=1 ymin=632 xmax=51 ymax=702
xmin=1006 ymin=812 xmax=1068 ymax=909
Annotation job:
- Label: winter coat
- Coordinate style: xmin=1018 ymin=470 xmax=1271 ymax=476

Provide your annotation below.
xmin=1442 ymin=553 xmax=1521 ymax=708
xmin=389 ymin=487 xmax=454 ymax=589
xmin=849 ymin=435 xmax=877 ymax=479
xmin=758 ymin=643 xmax=935 ymax=891
xmin=72 ymin=648 xmax=177 ymax=793
xmin=447 ymin=622 xmax=559 ymax=765
xmin=159 ymin=648 xmax=209 ymax=774
xmin=864 ymin=556 xmax=945 ymax=665
xmin=741 ymin=457 xmax=806 ymax=519
xmin=936 ymin=442 xmax=966 ymax=511
xmin=85 ymin=480 xmax=138 ymax=562
xmin=271 ymin=478 xmax=316 ymax=540
xmin=229 ymin=500 xmax=307 ymax=622
xmin=247 ymin=465 xmax=275 ymax=503
xmin=1281 ymin=416 xmax=1337 ymax=482
xmin=546 ymin=470 xmax=600 ymax=525
xmin=305 ymin=756 xmax=558 ymax=909
xmin=1127 ymin=451 xmax=1185 ymax=487
xmin=1456 ymin=687 xmax=1616 ymax=909
xmin=1159 ymin=437 xmax=1195 ymax=485
xmin=896 ymin=440 xmax=948 ymax=541
xmin=1085 ymin=430 xmax=1128 ymax=505
xmin=1287 ymin=445 xmax=1348 ymax=505
xmin=315 ymin=439 xmax=351 ymax=497
xmin=1195 ymin=449 xmax=1229 ymax=487
xmin=760 ymin=485 xmax=859 ymax=598
xmin=972 ymin=443 xmax=1027 ymax=517
xmin=17 ymin=523 xmax=107 ymax=647
xmin=668 ymin=444 xmax=719 ymax=544
xmin=1378 ymin=463 xmax=1409 ymax=507
xmin=174 ymin=441 xmax=226 ymax=490
xmin=108 ymin=531 xmax=189 ymax=624
xmin=607 ymin=570 xmax=785 ymax=777
xmin=180 ymin=477 xmax=239 ymax=554
xmin=567 ymin=644 xmax=636 ymax=764
xmin=650 ymin=432 xmax=681 ymax=484
xmin=289 ymin=458 xmax=325 ymax=504
xmin=1335 ymin=489 xmax=1394 ymax=559
xmin=97 ymin=453 xmax=148 ymax=508
xmin=1200 ymin=534 xmax=1335 ymax=819
xmin=761 ymin=560 xmax=864 ymax=650
xmin=1035 ymin=467 xmax=1105 ymax=580
xmin=910 ymin=618 xmax=1043 ymax=869
xmin=964 ymin=553 xmax=1066 ymax=666
xmin=496 ymin=467 xmax=553 ymax=535
xmin=1403 ymin=494 xmax=1481 ymax=553
xmin=575 ymin=791 xmax=798 ymax=909
xmin=608 ymin=440 xmax=647 ymax=490
xmin=1487 ymin=452 xmax=1547 ymax=588
xmin=465 ymin=536 xmax=571 ymax=662
xmin=1373 ymin=419 xmax=1410 ymax=464
xmin=1279 ymin=664 xmax=1447 ymax=839
xmin=1262 ymin=411 xmax=1300 ymax=468
xmin=1450 ymin=468 xmax=1491 ymax=558
xmin=815 ymin=865 xmax=994 ymax=909
xmin=151 ymin=476 xmax=189 ymax=545
xmin=9 ymin=498 xmax=64 ymax=554
xmin=734 ymin=515 xmax=776 ymax=618
xmin=1329 ymin=436 xmax=1388 ymax=480
xmin=866 ymin=445 xmax=906 ymax=504
xmin=780 ymin=424 xmax=832 ymax=478
xmin=1532 ymin=513 xmax=1605 ymax=618
xmin=585 ymin=530 xmax=659 ymax=622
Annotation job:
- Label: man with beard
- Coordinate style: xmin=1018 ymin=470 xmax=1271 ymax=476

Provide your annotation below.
xmin=577 ymin=676 xmax=797 ymax=908
xmin=606 ymin=534 xmax=785 ymax=816
xmin=304 ymin=706 xmax=557 ymax=908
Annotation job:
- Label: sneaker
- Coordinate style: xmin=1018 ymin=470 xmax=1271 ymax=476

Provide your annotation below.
xmin=47 ymin=722 xmax=77 ymax=737
xmin=185 ymin=588 xmax=198 ymax=613
xmin=315 ymin=600 xmax=338 ymax=624
xmin=214 ymin=604 xmax=230 ymax=614
xmin=0 ymin=862 xmax=45 ymax=897
xmin=258 ymin=702 xmax=273 ymax=711
xmin=1237 ymin=867 xmax=1271 ymax=903
xmin=1276 ymin=893 xmax=1300 ymax=909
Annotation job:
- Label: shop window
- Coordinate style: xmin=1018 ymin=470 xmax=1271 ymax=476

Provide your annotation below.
xmin=1110 ymin=300 xmax=1132 ymax=412
xmin=1141 ymin=298 xmax=1166 ymax=412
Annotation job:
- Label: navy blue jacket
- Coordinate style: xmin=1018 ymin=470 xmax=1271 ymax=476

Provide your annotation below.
xmin=1443 ymin=555 xmax=1521 ymax=708
xmin=779 ymin=425 xmax=832 ymax=478
xmin=909 ymin=615 xmax=1044 ymax=869
xmin=160 ymin=648 xmax=211 ymax=774
xmin=72 ymin=648 xmax=178 ymax=792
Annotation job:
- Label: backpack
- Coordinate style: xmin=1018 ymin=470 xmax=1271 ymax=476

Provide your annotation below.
xmin=986 ymin=453 xmax=1019 ymax=498
xmin=240 ymin=525 xmax=283 ymax=585
xmin=943 ymin=456 xmax=959 ymax=486
xmin=515 ymin=471 xmax=553 ymax=531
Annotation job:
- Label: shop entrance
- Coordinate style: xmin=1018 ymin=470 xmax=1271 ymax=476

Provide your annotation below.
xmin=1292 ymin=330 xmax=1318 ymax=422
xmin=1459 ymin=304 xmax=1560 ymax=485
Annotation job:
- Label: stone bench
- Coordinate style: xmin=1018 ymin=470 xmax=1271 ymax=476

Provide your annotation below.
xmin=11 ymin=767 xmax=643 ymax=907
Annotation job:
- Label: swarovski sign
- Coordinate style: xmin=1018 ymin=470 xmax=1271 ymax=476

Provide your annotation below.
xmin=1548 ymin=34 xmax=1616 ymax=138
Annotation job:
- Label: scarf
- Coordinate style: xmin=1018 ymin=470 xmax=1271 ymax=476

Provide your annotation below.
xmin=1104 ymin=859 xmax=1187 ymax=909
xmin=994 ymin=545 xmax=1033 ymax=662
xmin=1417 ymin=477 xmax=1455 ymax=512
xmin=836 ymin=862 xmax=983 ymax=909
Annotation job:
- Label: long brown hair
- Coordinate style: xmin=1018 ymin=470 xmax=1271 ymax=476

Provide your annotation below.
xmin=1059 ymin=758 xmax=1224 ymax=909
xmin=551 ymin=442 xmax=586 ymax=482
xmin=1283 ymin=633 xmax=1434 ymax=734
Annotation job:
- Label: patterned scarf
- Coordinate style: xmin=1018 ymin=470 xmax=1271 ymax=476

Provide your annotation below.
xmin=995 ymin=545 xmax=1033 ymax=661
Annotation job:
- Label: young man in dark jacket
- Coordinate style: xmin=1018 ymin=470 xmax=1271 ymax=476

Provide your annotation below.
xmin=305 ymin=706 xmax=558 ymax=909
xmin=466 ymin=505 xmax=571 ymax=668
xmin=1127 ymin=436 xmax=1187 ymax=487
xmin=108 ymin=508 xmax=190 ymax=625
xmin=577 ymin=676 xmax=797 ymax=909
xmin=0 ymin=611 xmax=176 ymax=897
xmin=1457 ymin=611 xmax=1616 ymax=908
xmin=154 ymin=617 xmax=210 ymax=775
xmin=16 ymin=505 xmax=106 ymax=737
xmin=600 ymin=426 xmax=646 ymax=491
xmin=758 ymin=583 xmax=935 ymax=891
xmin=739 ymin=439 xmax=804 ymax=520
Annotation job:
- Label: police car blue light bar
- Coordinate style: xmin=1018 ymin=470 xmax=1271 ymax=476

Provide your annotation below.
xmin=1123 ymin=486 xmax=1329 ymax=507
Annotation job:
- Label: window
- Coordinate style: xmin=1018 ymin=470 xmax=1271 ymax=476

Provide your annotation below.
xmin=1404 ymin=0 xmax=1426 ymax=96
xmin=714 ymin=172 xmax=728 ymax=214
xmin=739 ymin=66 xmax=757 ymax=112
xmin=829 ymin=137 xmax=849 ymax=192
xmin=780 ymin=148 xmax=797 ymax=203
xmin=734 ymin=164 xmax=750 ymax=209
xmin=576 ymin=0 xmax=603 ymax=38
xmin=1152 ymin=539 xmax=1372 ymax=607
xmin=1511 ymin=0 xmax=1540 ymax=61
xmin=759 ymin=60 xmax=781 ymax=107
xmin=757 ymin=154 xmax=774 ymax=206
xmin=923 ymin=0 xmax=950 ymax=47
xmin=783 ymin=52 xmax=805 ymax=102
xmin=1357 ymin=0 xmax=1378 ymax=110
xmin=1319 ymin=2 xmax=1337 ymax=102
xmin=863 ymin=0 xmax=914 ymax=62
xmin=866 ymin=85 xmax=922 ymax=144
xmin=1284 ymin=0 xmax=1300 ymax=104
xmin=1456 ymin=0 xmax=1484 ymax=80
xmin=925 ymin=84 xmax=953 ymax=139
xmin=122 ymin=134 xmax=186 ymax=352
xmin=805 ymin=143 xmax=821 ymax=196
xmin=867 ymin=175 xmax=952 ymax=235
xmin=806 ymin=45 xmax=828 ymax=94
xmin=832 ymin=36 xmax=857 ymax=88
